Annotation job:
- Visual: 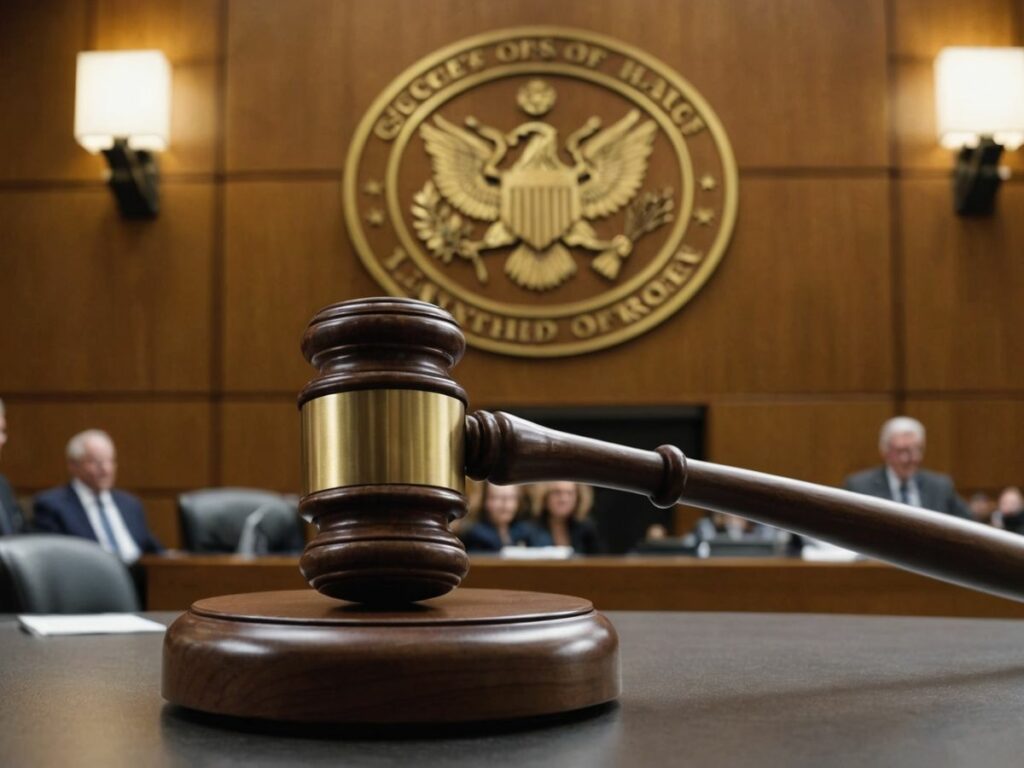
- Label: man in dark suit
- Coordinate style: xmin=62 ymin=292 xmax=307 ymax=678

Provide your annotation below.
xmin=844 ymin=416 xmax=970 ymax=518
xmin=0 ymin=398 xmax=26 ymax=536
xmin=33 ymin=429 xmax=163 ymax=559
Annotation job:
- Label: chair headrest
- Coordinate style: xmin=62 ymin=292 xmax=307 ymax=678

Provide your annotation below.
xmin=177 ymin=488 xmax=300 ymax=553
xmin=0 ymin=534 xmax=139 ymax=613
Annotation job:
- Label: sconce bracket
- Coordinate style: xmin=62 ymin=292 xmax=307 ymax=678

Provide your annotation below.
xmin=101 ymin=138 xmax=160 ymax=218
xmin=953 ymin=137 xmax=1003 ymax=216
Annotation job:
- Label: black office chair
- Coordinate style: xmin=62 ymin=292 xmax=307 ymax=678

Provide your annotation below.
xmin=0 ymin=535 xmax=140 ymax=613
xmin=177 ymin=488 xmax=305 ymax=554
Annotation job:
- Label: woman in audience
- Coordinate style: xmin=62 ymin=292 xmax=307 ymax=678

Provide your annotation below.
xmin=693 ymin=511 xmax=776 ymax=541
xmin=460 ymin=482 xmax=550 ymax=552
xmin=992 ymin=487 xmax=1024 ymax=534
xmin=533 ymin=481 xmax=602 ymax=554
xmin=967 ymin=492 xmax=996 ymax=526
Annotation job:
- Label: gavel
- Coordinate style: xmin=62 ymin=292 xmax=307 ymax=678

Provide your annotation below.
xmin=298 ymin=297 xmax=1024 ymax=607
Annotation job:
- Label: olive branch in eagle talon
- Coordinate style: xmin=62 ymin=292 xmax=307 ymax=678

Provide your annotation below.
xmin=414 ymin=109 xmax=672 ymax=291
xmin=595 ymin=187 xmax=676 ymax=279
xmin=411 ymin=181 xmax=489 ymax=284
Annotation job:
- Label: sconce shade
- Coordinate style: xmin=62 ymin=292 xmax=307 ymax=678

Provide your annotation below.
xmin=74 ymin=50 xmax=171 ymax=154
xmin=935 ymin=47 xmax=1024 ymax=151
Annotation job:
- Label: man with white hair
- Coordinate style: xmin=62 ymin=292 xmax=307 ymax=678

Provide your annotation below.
xmin=844 ymin=416 xmax=970 ymax=518
xmin=0 ymin=398 xmax=26 ymax=535
xmin=33 ymin=429 xmax=162 ymax=559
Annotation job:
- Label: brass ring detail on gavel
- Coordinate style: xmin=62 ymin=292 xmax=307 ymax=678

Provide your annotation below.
xmin=301 ymin=389 xmax=466 ymax=495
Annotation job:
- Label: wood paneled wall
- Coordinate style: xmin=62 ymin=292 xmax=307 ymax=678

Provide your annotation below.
xmin=1 ymin=0 xmax=1023 ymax=547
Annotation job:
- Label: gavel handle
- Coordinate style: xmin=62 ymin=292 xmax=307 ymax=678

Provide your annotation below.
xmin=465 ymin=410 xmax=1024 ymax=604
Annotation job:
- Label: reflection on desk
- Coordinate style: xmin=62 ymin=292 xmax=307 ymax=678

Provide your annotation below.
xmin=2 ymin=611 xmax=1024 ymax=766
xmin=142 ymin=555 xmax=1024 ymax=618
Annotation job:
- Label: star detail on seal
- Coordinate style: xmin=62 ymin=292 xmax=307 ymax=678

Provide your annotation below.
xmin=693 ymin=207 xmax=715 ymax=226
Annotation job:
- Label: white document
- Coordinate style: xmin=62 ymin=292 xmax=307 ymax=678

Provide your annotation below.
xmin=800 ymin=541 xmax=861 ymax=562
xmin=499 ymin=545 xmax=575 ymax=560
xmin=18 ymin=614 xmax=166 ymax=637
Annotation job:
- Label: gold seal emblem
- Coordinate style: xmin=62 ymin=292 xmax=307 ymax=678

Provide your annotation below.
xmin=344 ymin=27 xmax=737 ymax=357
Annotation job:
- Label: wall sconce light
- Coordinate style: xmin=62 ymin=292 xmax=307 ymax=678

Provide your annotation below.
xmin=935 ymin=46 xmax=1024 ymax=216
xmin=74 ymin=50 xmax=171 ymax=218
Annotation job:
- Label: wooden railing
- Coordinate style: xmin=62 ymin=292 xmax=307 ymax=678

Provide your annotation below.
xmin=142 ymin=554 xmax=1024 ymax=618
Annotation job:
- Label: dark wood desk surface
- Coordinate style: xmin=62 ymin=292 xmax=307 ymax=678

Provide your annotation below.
xmin=2 ymin=610 xmax=1024 ymax=766
xmin=144 ymin=555 xmax=1024 ymax=618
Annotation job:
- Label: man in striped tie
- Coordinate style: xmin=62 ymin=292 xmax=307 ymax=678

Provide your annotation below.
xmin=843 ymin=417 xmax=971 ymax=519
xmin=32 ymin=430 xmax=163 ymax=562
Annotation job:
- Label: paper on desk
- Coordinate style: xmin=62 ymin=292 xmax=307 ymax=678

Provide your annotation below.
xmin=800 ymin=540 xmax=861 ymax=562
xmin=18 ymin=614 xmax=166 ymax=637
xmin=500 ymin=545 xmax=575 ymax=560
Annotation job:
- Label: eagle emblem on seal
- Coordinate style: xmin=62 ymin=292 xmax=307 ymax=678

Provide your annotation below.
xmin=412 ymin=84 xmax=674 ymax=291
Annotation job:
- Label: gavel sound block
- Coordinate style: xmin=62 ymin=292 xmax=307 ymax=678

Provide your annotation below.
xmin=163 ymin=298 xmax=1024 ymax=725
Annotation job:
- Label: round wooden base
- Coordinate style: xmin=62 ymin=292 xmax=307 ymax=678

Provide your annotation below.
xmin=162 ymin=588 xmax=619 ymax=724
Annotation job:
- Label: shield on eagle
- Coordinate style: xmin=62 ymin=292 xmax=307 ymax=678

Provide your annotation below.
xmin=500 ymin=167 xmax=581 ymax=251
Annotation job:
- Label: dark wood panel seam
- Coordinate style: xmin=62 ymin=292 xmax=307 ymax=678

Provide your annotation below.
xmin=740 ymin=167 xmax=890 ymax=178
xmin=223 ymin=169 xmax=344 ymax=182
xmin=894 ymin=169 xmax=948 ymax=178
xmin=703 ymin=392 xmax=901 ymax=404
xmin=0 ymin=175 xmax=218 ymax=192
xmin=469 ymin=395 xmax=899 ymax=411
xmin=904 ymin=390 xmax=1024 ymax=401
xmin=216 ymin=391 xmax=901 ymax=404
xmin=888 ymin=54 xmax=949 ymax=65
xmin=11 ymin=168 xmax=1016 ymax=192
xmin=84 ymin=0 xmax=97 ymax=48
xmin=209 ymin=0 xmax=230 ymax=488
xmin=10 ymin=168 xmax=1011 ymax=192
xmin=885 ymin=0 xmax=906 ymax=416
xmin=13 ymin=391 xmax=1024 ymax=403
xmin=160 ymin=56 xmax=220 ymax=68
xmin=0 ymin=180 xmax=108 ymax=192
xmin=219 ymin=391 xmax=898 ymax=403
xmin=224 ymin=168 xmax=893 ymax=181
xmin=213 ymin=168 xmax=1019 ymax=182
xmin=0 ymin=393 xmax=215 ymax=402
xmin=886 ymin=52 xmax=1024 ymax=65
xmin=895 ymin=170 xmax=1024 ymax=184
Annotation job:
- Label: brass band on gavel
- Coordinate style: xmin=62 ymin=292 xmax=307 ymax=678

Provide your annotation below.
xmin=301 ymin=389 xmax=465 ymax=495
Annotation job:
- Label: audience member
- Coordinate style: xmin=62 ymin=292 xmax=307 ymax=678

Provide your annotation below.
xmin=692 ymin=511 xmax=776 ymax=542
xmin=533 ymin=481 xmax=602 ymax=554
xmin=33 ymin=429 xmax=163 ymax=560
xmin=461 ymin=482 xmax=550 ymax=552
xmin=0 ymin=398 xmax=26 ymax=535
xmin=644 ymin=523 xmax=668 ymax=542
xmin=449 ymin=479 xmax=484 ymax=536
xmin=844 ymin=416 xmax=970 ymax=518
xmin=992 ymin=487 xmax=1024 ymax=534
xmin=967 ymin=492 xmax=996 ymax=526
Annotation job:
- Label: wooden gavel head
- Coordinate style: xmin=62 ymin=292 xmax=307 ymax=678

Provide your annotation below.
xmin=298 ymin=298 xmax=471 ymax=605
